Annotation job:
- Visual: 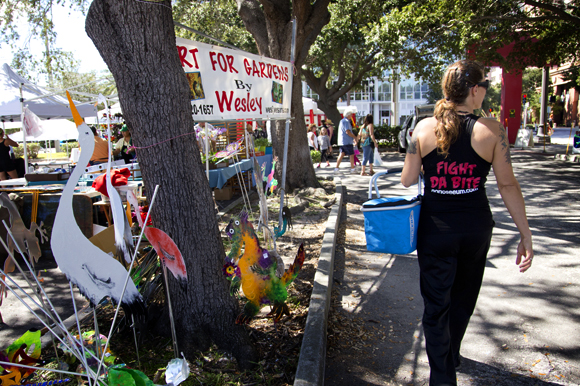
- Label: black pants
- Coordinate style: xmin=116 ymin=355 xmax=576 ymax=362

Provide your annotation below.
xmin=320 ymin=148 xmax=329 ymax=163
xmin=417 ymin=229 xmax=492 ymax=386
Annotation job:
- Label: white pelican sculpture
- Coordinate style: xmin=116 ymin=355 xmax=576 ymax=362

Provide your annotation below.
xmin=50 ymin=92 xmax=145 ymax=315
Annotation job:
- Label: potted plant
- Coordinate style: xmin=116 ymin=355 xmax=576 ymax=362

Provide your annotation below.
xmin=200 ymin=153 xmax=217 ymax=169
xmin=254 ymin=137 xmax=270 ymax=156
xmin=215 ymin=158 xmax=230 ymax=168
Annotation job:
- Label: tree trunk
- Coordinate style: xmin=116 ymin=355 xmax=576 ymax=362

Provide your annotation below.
xmin=313 ymin=92 xmax=342 ymax=130
xmin=85 ymin=0 xmax=256 ymax=369
xmin=237 ymin=0 xmax=331 ymax=191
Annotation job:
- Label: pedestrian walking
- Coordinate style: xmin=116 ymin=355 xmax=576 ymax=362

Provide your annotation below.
xmin=307 ymin=123 xmax=318 ymax=152
xmin=317 ymin=127 xmax=331 ymax=168
xmin=335 ymin=110 xmax=357 ymax=173
xmin=401 ymin=59 xmax=534 ymax=386
xmin=357 ymin=114 xmax=379 ymax=176
xmin=326 ymin=119 xmax=335 ymax=159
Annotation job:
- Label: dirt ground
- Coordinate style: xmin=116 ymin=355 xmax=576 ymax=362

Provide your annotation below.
xmin=27 ymin=178 xmax=336 ymax=386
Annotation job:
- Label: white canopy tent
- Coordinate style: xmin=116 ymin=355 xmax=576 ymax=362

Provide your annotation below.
xmin=0 ymin=64 xmax=97 ymax=121
xmin=0 ymin=63 xmax=97 ymax=168
xmin=85 ymin=102 xmax=123 ymax=125
xmin=6 ymin=119 xmax=79 ymax=142
xmin=303 ymin=97 xmax=324 ymax=115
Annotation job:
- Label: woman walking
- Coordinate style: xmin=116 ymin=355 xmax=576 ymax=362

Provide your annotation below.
xmin=357 ymin=114 xmax=378 ymax=176
xmin=401 ymin=60 xmax=534 ymax=386
xmin=307 ymin=123 xmax=318 ymax=152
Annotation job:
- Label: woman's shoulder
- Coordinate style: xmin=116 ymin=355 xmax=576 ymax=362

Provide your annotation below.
xmin=414 ymin=117 xmax=437 ymax=136
xmin=474 ymin=117 xmax=503 ymax=137
xmin=418 ymin=116 xmax=437 ymax=128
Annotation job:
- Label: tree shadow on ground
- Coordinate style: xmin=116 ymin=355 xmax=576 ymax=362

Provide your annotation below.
xmin=325 ymin=151 xmax=580 ymax=385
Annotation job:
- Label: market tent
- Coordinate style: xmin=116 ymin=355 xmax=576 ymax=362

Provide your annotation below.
xmin=0 ymin=63 xmax=97 ymax=122
xmin=85 ymin=102 xmax=123 ymax=125
xmin=7 ymin=119 xmax=78 ymax=142
xmin=303 ymin=97 xmax=324 ymax=115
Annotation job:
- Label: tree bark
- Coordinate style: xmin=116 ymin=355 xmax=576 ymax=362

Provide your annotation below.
xmin=237 ymin=0 xmax=331 ymax=190
xmin=85 ymin=0 xmax=256 ymax=369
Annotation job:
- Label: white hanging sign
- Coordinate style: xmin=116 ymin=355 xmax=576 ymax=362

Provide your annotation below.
xmin=176 ymin=37 xmax=292 ymax=121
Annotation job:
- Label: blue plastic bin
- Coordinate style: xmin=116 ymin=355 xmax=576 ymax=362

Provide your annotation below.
xmin=361 ymin=169 xmax=422 ymax=255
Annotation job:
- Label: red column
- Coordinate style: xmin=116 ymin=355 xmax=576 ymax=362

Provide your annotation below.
xmin=500 ymin=69 xmax=522 ymax=144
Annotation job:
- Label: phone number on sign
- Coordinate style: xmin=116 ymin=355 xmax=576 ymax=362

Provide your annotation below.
xmin=192 ymin=104 xmax=214 ymax=115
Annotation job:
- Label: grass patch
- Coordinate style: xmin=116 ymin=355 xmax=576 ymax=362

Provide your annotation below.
xmin=36 ymin=152 xmax=68 ymax=159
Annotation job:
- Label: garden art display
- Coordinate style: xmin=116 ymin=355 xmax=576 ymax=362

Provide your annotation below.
xmin=0 ymin=34 xmax=307 ymax=385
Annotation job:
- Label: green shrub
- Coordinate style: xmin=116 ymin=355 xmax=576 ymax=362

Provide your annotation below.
xmin=60 ymin=141 xmax=79 ymax=154
xmin=254 ymin=137 xmax=271 ymax=147
xmin=310 ymin=150 xmax=321 ymax=163
xmin=201 ymin=152 xmax=218 ymax=164
xmin=373 ymin=125 xmax=401 ymax=148
xmin=13 ymin=143 xmax=41 ymax=159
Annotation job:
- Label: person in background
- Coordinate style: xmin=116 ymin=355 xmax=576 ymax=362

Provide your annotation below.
xmin=88 ymin=126 xmax=108 ymax=165
xmin=325 ymin=119 xmax=335 ymax=159
xmin=335 ymin=110 xmax=357 ymax=173
xmin=357 ymin=114 xmax=379 ymax=176
xmin=113 ymin=124 xmax=136 ymax=164
xmin=317 ymin=127 xmax=331 ymax=168
xmin=319 ymin=119 xmax=328 ymax=134
xmin=401 ymin=59 xmax=533 ymax=386
xmin=307 ymin=123 xmax=318 ymax=152
xmin=0 ymin=129 xmax=19 ymax=180
xmin=326 ymin=119 xmax=334 ymax=142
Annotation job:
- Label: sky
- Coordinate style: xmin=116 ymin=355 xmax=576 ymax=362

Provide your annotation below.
xmin=0 ymin=4 xmax=109 ymax=75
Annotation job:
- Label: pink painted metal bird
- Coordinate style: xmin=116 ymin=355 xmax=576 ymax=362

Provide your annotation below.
xmin=126 ymin=191 xmax=187 ymax=287
xmin=264 ymin=156 xmax=278 ymax=195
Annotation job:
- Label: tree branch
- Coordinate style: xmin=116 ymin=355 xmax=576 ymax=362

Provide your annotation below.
xmin=524 ymin=0 xmax=580 ymax=25
xmin=468 ymin=14 xmax=569 ymax=24
xmin=236 ymin=0 xmax=270 ymax=55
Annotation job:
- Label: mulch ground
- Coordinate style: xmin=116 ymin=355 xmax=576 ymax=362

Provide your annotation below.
xmin=31 ymin=179 xmax=335 ymax=386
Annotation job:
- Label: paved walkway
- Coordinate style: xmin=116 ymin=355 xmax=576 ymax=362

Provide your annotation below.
xmin=316 ymin=144 xmax=580 ymax=385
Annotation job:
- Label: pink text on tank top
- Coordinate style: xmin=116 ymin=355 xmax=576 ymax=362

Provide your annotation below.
xmin=431 ymin=161 xmax=481 ymax=190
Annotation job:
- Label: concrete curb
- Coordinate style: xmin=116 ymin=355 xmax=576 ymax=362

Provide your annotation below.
xmin=554 ymin=153 xmax=580 ymax=163
xmin=294 ymin=177 xmax=344 ymax=386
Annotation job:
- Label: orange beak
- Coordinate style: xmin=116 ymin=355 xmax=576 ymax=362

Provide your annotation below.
xmin=66 ymin=91 xmax=84 ymax=127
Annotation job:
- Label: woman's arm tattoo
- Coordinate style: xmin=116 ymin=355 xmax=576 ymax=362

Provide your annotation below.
xmin=499 ymin=124 xmax=511 ymax=165
xmin=408 ymin=138 xmax=418 ymax=154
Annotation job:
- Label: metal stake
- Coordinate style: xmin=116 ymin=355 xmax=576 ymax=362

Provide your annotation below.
xmin=131 ymin=314 xmax=141 ymax=368
xmin=163 ymin=264 xmax=179 ymax=358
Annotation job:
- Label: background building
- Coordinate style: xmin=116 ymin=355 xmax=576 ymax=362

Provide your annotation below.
xmin=302 ymin=72 xmax=430 ymax=127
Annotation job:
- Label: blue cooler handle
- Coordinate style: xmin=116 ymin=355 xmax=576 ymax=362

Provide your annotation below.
xmin=368 ymin=168 xmax=422 ymax=199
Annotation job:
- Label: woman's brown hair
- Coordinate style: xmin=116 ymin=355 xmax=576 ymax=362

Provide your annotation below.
xmin=434 ymin=60 xmax=485 ymax=156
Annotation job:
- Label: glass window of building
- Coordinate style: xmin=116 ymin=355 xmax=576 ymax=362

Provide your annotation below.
xmin=304 ymin=85 xmax=319 ymax=100
xmin=421 ymin=83 xmax=429 ymax=99
xmin=406 ymin=84 xmax=413 ymax=100
xmin=378 ymin=82 xmax=391 ymax=101
xmin=414 ymin=84 xmax=421 ymax=99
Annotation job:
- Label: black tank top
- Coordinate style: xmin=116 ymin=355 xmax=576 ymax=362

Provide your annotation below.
xmin=0 ymin=141 xmax=11 ymax=162
xmin=420 ymin=114 xmax=494 ymax=234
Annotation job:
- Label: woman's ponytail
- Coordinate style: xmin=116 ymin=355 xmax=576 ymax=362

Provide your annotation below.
xmin=434 ymin=60 xmax=485 ymax=157
xmin=434 ymin=99 xmax=461 ymax=157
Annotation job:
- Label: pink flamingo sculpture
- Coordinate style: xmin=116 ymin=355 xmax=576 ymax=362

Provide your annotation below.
xmin=126 ymin=191 xmax=187 ymax=287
